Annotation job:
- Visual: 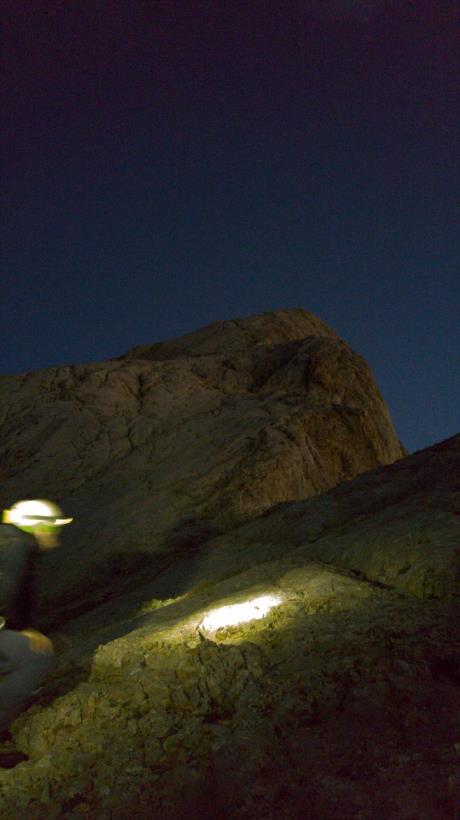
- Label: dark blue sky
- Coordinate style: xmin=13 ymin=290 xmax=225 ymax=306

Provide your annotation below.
xmin=1 ymin=0 xmax=458 ymax=454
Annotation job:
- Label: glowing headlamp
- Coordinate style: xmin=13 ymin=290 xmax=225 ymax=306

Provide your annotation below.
xmin=3 ymin=499 xmax=73 ymax=532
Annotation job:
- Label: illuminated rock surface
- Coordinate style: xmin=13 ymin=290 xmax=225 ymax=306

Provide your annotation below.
xmin=0 ymin=440 xmax=458 ymax=817
xmin=0 ymin=308 xmax=405 ymax=618
xmin=1 ymin=312 xmax=458 ymax=818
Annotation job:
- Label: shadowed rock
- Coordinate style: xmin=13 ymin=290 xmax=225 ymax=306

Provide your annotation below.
xmin=201 ymin=432 xmax=460 ymax=600
xmin=3 ymin=430 xmax=459 ymax=818
xmin=0 ymin=309 xmax=405 ymax=619
xmin=0 ymin=307 xmax=457 ymax=817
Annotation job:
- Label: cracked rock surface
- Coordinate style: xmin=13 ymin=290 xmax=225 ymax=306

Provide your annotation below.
xmin=1 ymin=309 xmax=457 ymax=818
xmin=0 ymin=434 xmax=458 ymax=818
xmin=0 ymin=309 xmax=405 ymax=618
xmin=2 ymin=552 xmax=459 ymax=818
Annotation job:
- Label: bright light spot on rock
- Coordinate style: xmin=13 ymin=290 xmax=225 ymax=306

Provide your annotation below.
xmin=199 ymin=594 xmax=283 ymax=631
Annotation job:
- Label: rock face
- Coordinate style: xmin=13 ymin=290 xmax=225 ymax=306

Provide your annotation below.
xmin=200 ymin=432 xmax=460 ymax=601
xmin=0 ymin=435 xmax=458 ymax=819
xmin=0 ymin=301 xmax=458 ymax=820
xmin=0 ymin=309 xmax=405 ymax=617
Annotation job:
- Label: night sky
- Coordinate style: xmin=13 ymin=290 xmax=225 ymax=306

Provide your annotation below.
xmin=1 ymin=1 xmax=458 ymax=454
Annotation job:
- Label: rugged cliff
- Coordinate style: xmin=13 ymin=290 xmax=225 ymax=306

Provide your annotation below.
xmin=0 ymin=309 xmax=405 ymax=621
xmin=0 ymin=433 xmax=458 ymax=819
xmin=3 ymin=310 xmax=456 ymax=818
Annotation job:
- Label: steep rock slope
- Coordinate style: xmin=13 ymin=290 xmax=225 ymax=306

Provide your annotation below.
xmin=198 ymin=432 xmax=460 ymax=600
xmin=0 ymin=309 xmax=405 ymax=616
xmin=0 ymin=436 xmax=458 ymax=819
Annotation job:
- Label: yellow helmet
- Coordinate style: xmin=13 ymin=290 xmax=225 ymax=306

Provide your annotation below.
xmin=2 ymin=499 xmax=73 ymax=533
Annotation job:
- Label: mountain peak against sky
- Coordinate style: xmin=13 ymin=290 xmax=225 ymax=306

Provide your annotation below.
xmin=119 ymin=308 xmax=340 ymax=361
xmin=2 ymin=2 xmax=457 ymax=453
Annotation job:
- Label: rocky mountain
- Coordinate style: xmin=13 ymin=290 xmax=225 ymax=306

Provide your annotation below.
xmin=2 ymin=310 xmax=457 ymax=818
xmin=0 ymin=309 xmax=405 ymax=622
xmin=0 ymin=432 xmax=458 ymax=818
